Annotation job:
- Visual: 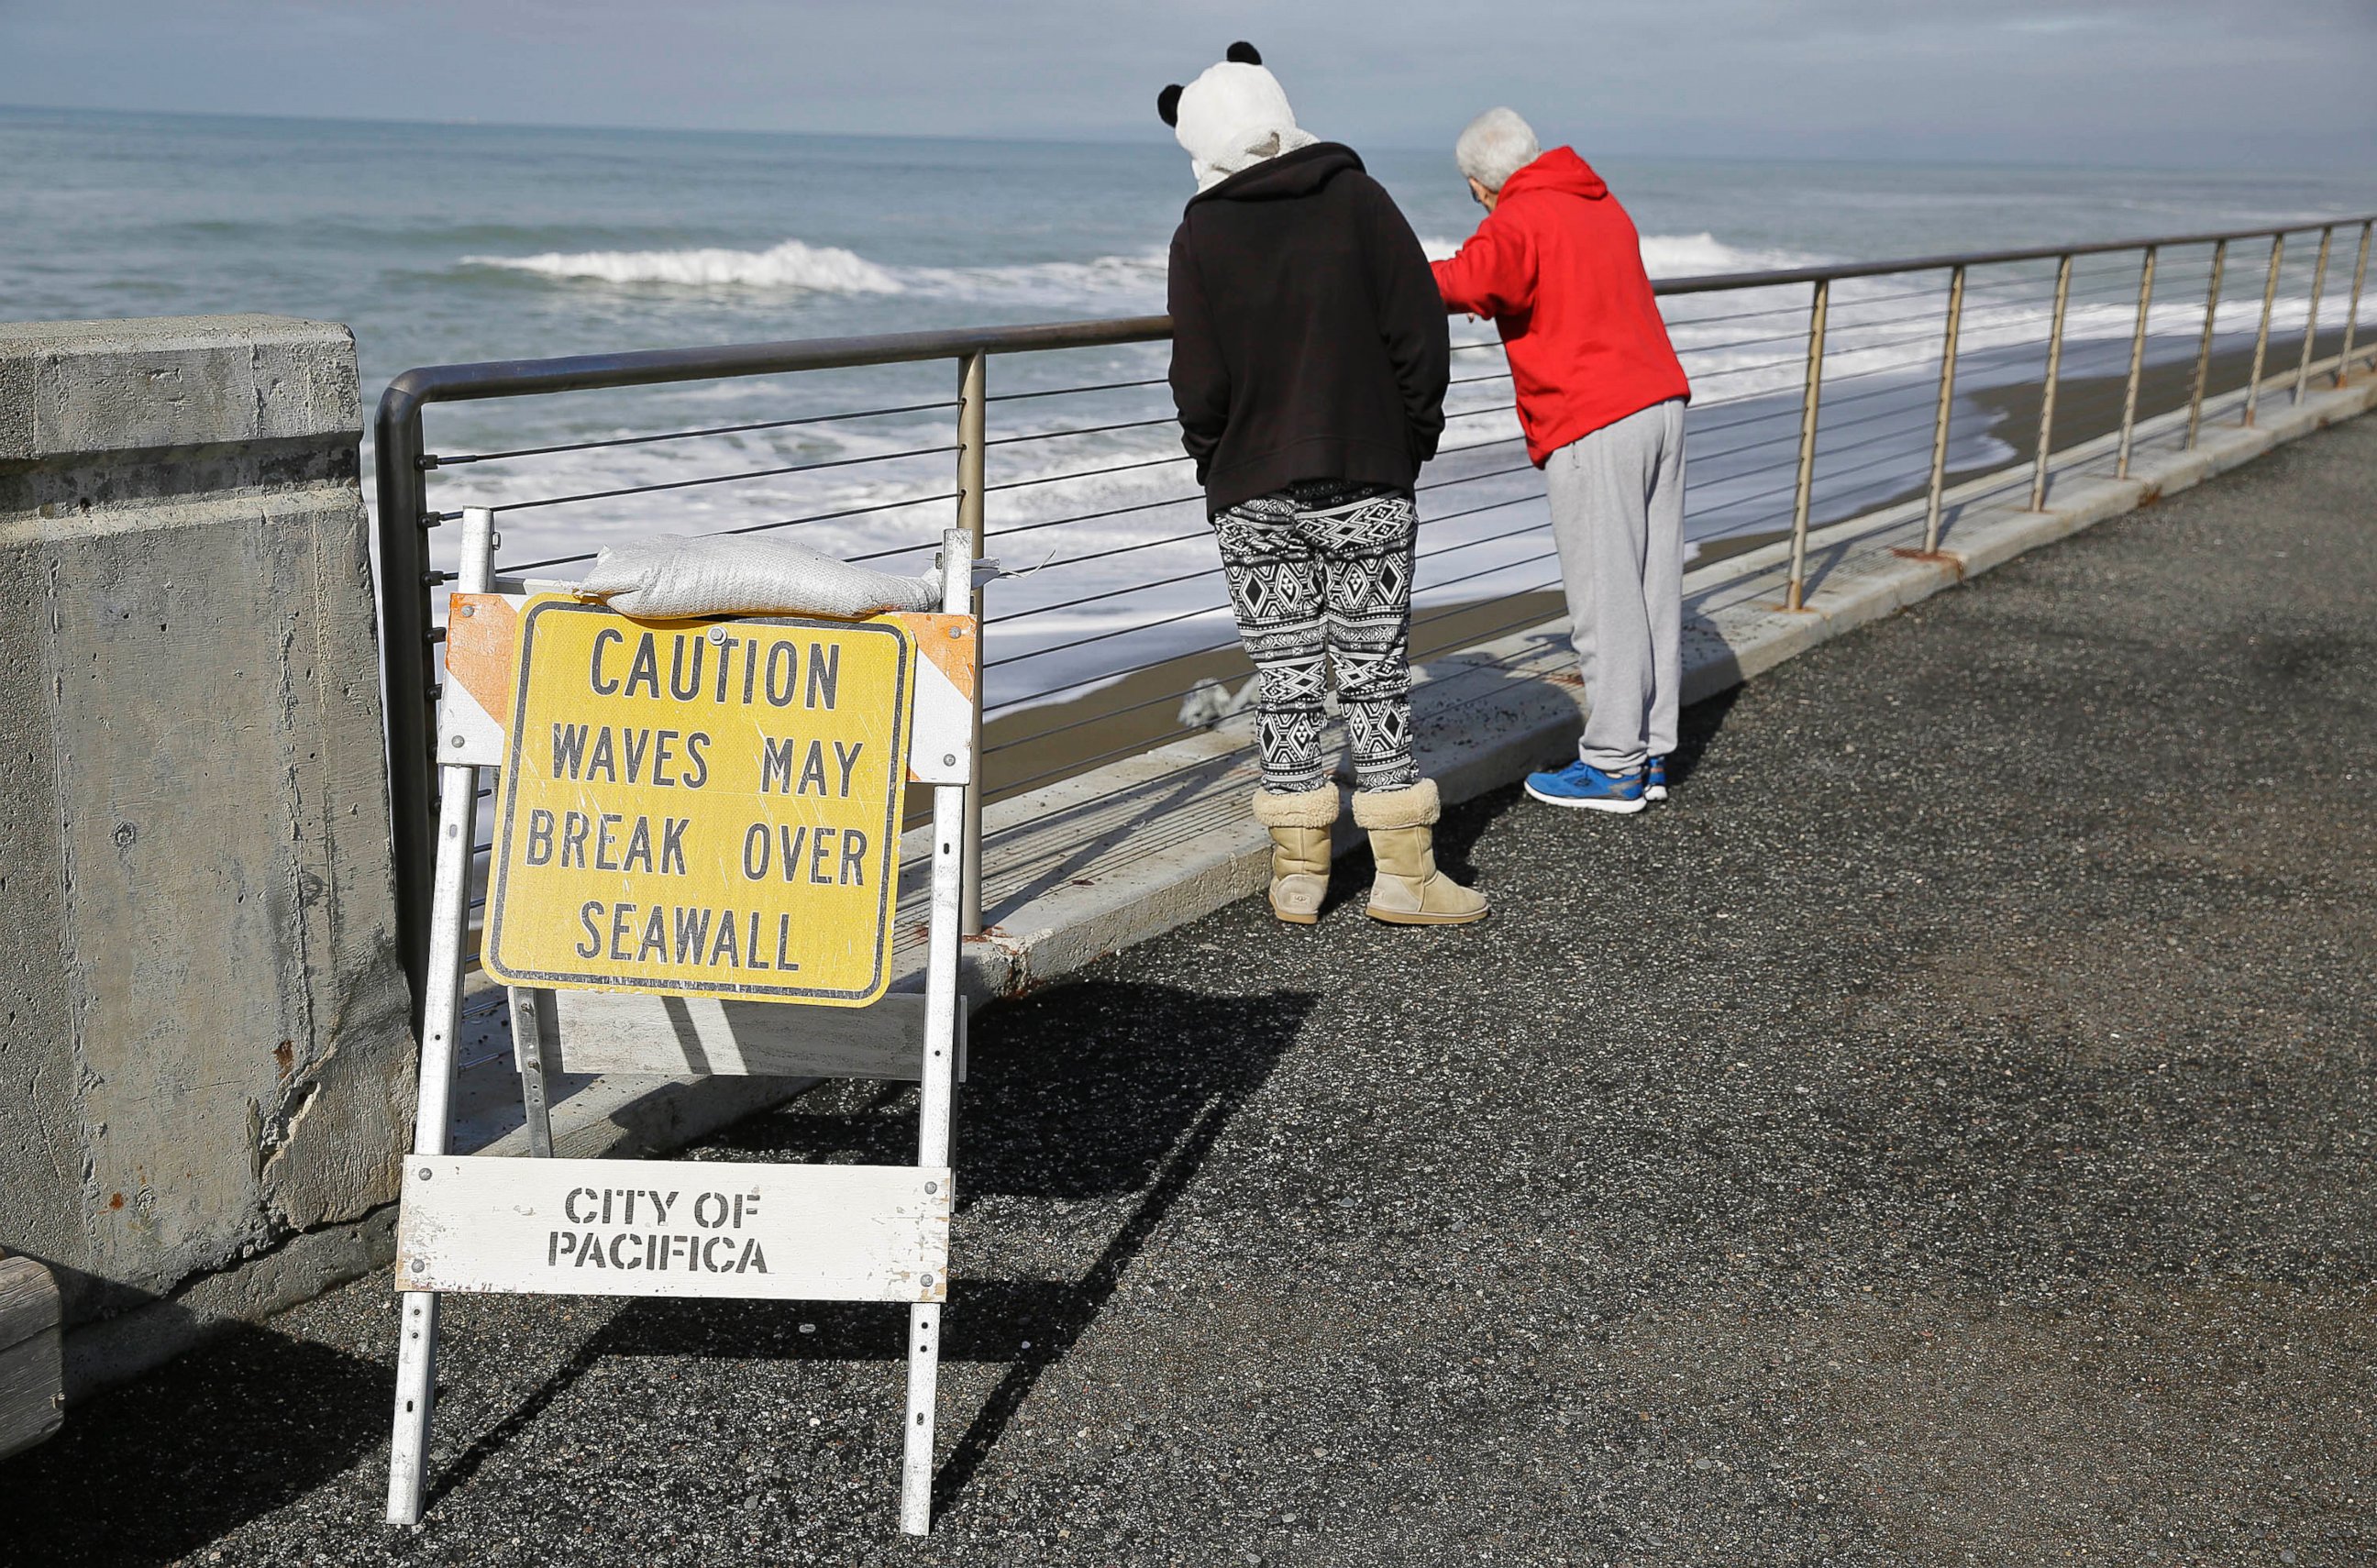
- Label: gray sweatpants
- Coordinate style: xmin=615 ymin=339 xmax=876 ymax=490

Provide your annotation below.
xmin=1542 ymin=397 xmax=1686 ymax=772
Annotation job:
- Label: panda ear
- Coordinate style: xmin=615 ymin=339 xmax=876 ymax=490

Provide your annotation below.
xmin=1156 ymin=84 xmax=1183 ymax=127
xmin=1226 ymin=41 xmax=1261 ymax=65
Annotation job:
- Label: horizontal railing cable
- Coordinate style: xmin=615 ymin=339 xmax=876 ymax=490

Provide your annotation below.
xmin=984 ymin=414 xmax=1177 ymax=447
xmin=987 ymin=559 xmax=1225 ymax=624
xmin=490 ymin=441 xmax=960 ymax=513
xmin=1420 ymin=459 xmax=1538 ymax=491
xmin=987 ymin=489 xmax=1207 ymax=539
xmin=1021 ymin=525 xmax=1218 ymax=573
xmin=498 ymin=490 xmax=961 ymax=576
xmin=987 ymin=597 xmax=1234 ymax=669
xmin=986 ymin=374 xmax=1168 ymax=403
xmin=983 ymin=451 xmax=1190 ymax=493
xmin=425 ymin=398 xmax=963 ymax=468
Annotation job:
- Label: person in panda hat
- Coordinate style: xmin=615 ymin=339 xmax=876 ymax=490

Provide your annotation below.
xmin=1160 ymin=42 xmax=1486 ymax=929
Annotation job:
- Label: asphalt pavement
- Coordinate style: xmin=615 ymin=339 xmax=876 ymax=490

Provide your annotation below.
xmin=7 ymin=415 xmax=2374 ymax=1567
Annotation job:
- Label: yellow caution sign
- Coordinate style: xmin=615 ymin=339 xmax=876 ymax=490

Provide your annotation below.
xmin=481 ymin=597 xmax=912 ymax=1006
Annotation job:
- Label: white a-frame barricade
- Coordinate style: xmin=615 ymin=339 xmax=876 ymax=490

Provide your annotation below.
xmin=387 ymin=509 xmax=977 ymax=1535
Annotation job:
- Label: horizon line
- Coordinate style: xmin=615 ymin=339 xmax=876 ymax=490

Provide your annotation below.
xmin=0 ymin=99 xmax=2356 ymax=179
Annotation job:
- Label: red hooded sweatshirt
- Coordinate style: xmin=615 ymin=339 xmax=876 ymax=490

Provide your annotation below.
xmin=1432 ymin=148 xmax=1690 ymax=466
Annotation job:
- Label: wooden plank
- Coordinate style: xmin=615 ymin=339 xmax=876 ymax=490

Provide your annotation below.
xmin=551 ymin=988 xmax=930 ymax=1079
xmin=393 ymin=1155 xmax=950 ymax=1302
xmin=0 ymin=1254 xmax=63 ymax=1459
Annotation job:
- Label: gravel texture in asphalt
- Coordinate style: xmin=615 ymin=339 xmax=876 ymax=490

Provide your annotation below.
xmin=7 ymin=417 xmax=2374 ymax=1567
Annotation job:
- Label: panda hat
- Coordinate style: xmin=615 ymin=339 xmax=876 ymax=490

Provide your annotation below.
xmin=1157 ymin=42 xmax=1319 ymax=193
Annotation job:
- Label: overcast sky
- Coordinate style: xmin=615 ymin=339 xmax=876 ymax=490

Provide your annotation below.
xmin=3 ymin=0 xmax=2371 ymax=168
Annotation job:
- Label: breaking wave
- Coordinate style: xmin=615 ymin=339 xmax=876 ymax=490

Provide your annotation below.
xmin=1422 ymin=230 xmax=1807 ymax=278
xmin=1638 ymin=230 xmax=1804 ymax=278
xmin=463 ymin=230 xmax=1801 ymax=303
xmin=904 ymin=249 xmax=1171 ymax=306
xmin=459 ymin=237 xmax=1170 ymax=306
xmin=462 ymin=238 xmax=906 ymax=293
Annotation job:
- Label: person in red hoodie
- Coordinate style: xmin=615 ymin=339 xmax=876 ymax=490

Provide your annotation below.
xmin=1432 ymin=108 xmax=1692 ymax=813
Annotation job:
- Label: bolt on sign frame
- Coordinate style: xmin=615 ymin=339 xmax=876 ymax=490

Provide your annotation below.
xmin=386 ymin=508 xmax=978 ymax=1535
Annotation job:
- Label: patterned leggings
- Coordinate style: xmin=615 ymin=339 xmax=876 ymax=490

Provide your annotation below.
xmin=1212 ymin=480 xmax=1421 ymax=794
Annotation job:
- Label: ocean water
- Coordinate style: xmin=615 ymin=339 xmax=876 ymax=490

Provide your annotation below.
xmin=6 ymin=105 xmax=2372 ymax=715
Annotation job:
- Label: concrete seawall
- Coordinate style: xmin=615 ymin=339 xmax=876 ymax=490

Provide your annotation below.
xmin=0 ymin=317 xmax=415 ymax=1394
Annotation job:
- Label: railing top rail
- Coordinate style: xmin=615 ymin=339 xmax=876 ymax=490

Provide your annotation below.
xmin=377 ymin=315 xmax=1173 ymax=418
xmin=1649 ymin=214 xmax=2375 ymax=296
xmin=375 ymin=213 xmax=2376 ymax=428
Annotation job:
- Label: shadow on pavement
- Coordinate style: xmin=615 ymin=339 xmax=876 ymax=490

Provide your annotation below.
xmin=1667 ymin=679 xmax=1741 ymax=791
xmin=426 ymin=979 xmax=1317 ymax=1517
xmin=2 ymin=1324 xmax=392 ymax=1568
xmin=933 ymin=977 xmax=1319 ymax=1510
xmin=1421 ymin=677 xmax=1744 ymax=881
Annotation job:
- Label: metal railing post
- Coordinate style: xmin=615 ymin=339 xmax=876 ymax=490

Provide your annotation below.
xmin=2294 ymin=225 xmax=2333 ymax=404
xmin=2029 ymin=253 xmax=2073 ymax=511
xmin=1920 ymin=264 xmax=1965 ymax=553
xmin=373 ymin=386 xmax=438 ymax=1026
xmin=2117 ymin=246 xmax=2156 ymax=480
xmin=2243 ymin=233 xmax=2284 ymax=426
xmin=2340 ymin=220 xmax=2374 ymax=387
xmin=1784 ymin=278 xmax=1829 ymax=613
xmin=955 ymin=351 xmax=989 ymax=936
xmin=2186 ymin=238 xmax=2228 ymax=449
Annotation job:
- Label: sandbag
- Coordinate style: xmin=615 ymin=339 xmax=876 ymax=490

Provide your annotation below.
xmin=576 ymin=534 xmax=941 ymax=619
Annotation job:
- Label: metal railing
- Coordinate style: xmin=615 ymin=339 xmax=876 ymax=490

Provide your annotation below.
xmin=377 ymin=212 xmax=2377 ymax=1006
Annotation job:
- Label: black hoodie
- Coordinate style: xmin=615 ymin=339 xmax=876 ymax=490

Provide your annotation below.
xmin=1167 ymin=142 xmax=1450 ymax=514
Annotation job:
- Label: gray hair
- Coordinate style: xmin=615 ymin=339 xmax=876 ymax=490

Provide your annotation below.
xmin=1454 ymin=107 xmax=1539 ymax=193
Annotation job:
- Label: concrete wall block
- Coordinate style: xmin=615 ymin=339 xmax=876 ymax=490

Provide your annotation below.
xmin=44 ymin=493 xmax=412 ymax=1297
xmin=0 ymin=315 xmax=359 ymax=465
xmin=0 ymin=315 xmax=411 ymax=1331
xmin=0 ymin=547 xmax=87 ymax=1279
xmin=60 ymin=1205 xmax=397 ymax=1401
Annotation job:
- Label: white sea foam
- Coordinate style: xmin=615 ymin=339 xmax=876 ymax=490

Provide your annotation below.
xmin=906 ymin=249 xmax=1172 ymax=307
xmin=464 ymin=239 xmax=906 ymax=293
xmin=463 ymin=230 xmax=1793 ymax=304
xmin=463 ymin=237 xmax=1175 ymax=309
xmin=1640 ymin=231 xmax=1802 ymax=278
xmin=1421 ymin=230 xmax=1807 ymax=278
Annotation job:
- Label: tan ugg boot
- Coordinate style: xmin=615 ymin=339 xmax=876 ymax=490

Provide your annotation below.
xmin=1351 ymin=778 xmax=1487 ymax=926
xmin=1250 ymin=787 xmax=1338 ymax=924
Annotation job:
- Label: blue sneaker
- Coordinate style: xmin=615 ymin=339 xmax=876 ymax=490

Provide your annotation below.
xmin=1644 ymin=755 xmax=1669 ymax=803
xmin=1523 ymin=759 xmax=1647 ymax=813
